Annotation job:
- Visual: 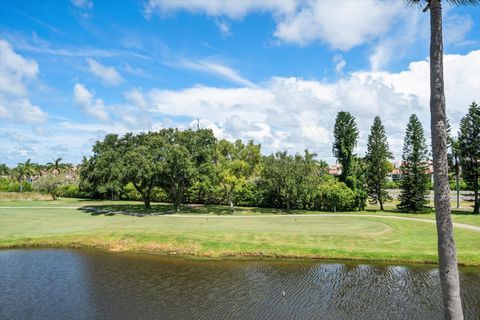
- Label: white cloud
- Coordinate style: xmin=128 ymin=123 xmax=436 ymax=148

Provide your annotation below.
xmin=215 ymin=19 xmax=231 ymax=37
xmin=0 ymin=39 xmax=47 ymax=125
xmin=0 ymin=39 xmax=39 ymax=96
xmin=71 ymin=0 xmax=93 ymax=9
xmin=0 ymin=96 xmax=47 ymax=124
xmin=144 ymin=0 xmax=404 ymax=51
xmin=138 ymin=50 xmax=480 ymax=160
xmin=444 ymin=14 xmax=475 ymax=47
xmin=171 ymin=59 xmax=256 ymax=87
xmin=274 ymin=0 xmax=401 ymax=50
xmin=87 ymin=58 xmax=124 ymax=86
xmin=332 ymin=54 xmax=346 ymax=75
xmin=6 ymin=47 xmax=479 ymax=165
xmin=144 ymin=0 xmax=296 ymax=19
xmin=73 ymin=83 xmax=109 ymax=121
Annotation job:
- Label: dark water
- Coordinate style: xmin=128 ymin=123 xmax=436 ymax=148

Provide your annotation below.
xmin=1 ymin=250 xmax=479 ymax=320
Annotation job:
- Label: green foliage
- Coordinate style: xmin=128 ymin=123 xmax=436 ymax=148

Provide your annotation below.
xmin=458 ymin=101 xmax=480 ymax=213
xmin=0 ymin=177 xmax=32 ymax=192
xmin=57 ymin=184 xmax=84 ymax=198
xmin=214 ymin=139 xmax=261 ymax=211
xmin=258 ymin=150 xmax=327 ymax=210
xmin=398 ymin=114 xmax=430 ymax=212
xmin=79 ymin=134 xmax=124 ymax=200
xmin=332 ymin=111 xmax=366 ymax=210
xmin=14 ymin=159 xmax=38 ymax=192
xmin=0 ymin=164 xmax=10 ymax=176
xmin=32 ymin=174 xmax=70 ymax=200
xmin=365 ymin=116 xmax=393 ymax=210
xmin=385 ymin=181 xmax=400 ymax=189
xmin=333 ymin=111 xmax=359 ymax=186
xmin=315 ymin=180 xmax=357 ymax=211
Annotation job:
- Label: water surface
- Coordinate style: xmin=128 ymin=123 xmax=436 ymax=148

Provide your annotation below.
xmin=1 ymin=249 xmax=479 ymax=320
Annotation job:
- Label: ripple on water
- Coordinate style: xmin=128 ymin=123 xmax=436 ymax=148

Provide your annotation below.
xmin=0 ymin=249 xmax=479 ymax=320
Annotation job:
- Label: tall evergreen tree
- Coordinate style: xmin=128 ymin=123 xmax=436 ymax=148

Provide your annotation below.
xmin=398 ymin=114 xmax=430 ymax=212
xmin=332 ymin=111 xmax=359 ymax=188
xmin=458 ymin=101 xmax=480 ymax=214
xmin=365 ymin=116 xmax=393 ymax=211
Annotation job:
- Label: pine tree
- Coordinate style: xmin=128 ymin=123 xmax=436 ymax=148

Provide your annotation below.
xmin=458 ymin=101 xmax=480 ymax=214
xmin=398 ymin=114 xmax=430 ymax=212
xmin=332 ymin=111 xmax=359 ymax=188
xmin=365 ymin=116 xmax=393 ymax=211
xmin=332 ymin=111 xmax=366 ymax=210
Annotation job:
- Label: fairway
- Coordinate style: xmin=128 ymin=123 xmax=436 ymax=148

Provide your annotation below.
xmin=1 ymin=200 xmax=479 ymax=265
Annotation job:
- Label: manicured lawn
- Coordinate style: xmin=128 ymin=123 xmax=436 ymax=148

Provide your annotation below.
xmin=1 ymin=199 xmax=479 ymax=265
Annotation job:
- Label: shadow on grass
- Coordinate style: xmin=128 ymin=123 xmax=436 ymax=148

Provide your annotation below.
xmin=77 ymin=202 xmax=306 ymax=217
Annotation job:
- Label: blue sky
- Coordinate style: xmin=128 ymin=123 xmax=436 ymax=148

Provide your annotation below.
xmin=1 ymin=0 xmax=480 ymax=166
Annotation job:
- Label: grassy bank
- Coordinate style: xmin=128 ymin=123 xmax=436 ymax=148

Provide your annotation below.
xmin=1 ymin=199 xmax=479 ymax=265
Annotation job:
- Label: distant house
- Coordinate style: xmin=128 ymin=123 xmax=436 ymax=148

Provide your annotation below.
xmin=329 ymin=161 xmax=434 ymax=183
xmin=328 ymin=163 xmax=342 ymax=176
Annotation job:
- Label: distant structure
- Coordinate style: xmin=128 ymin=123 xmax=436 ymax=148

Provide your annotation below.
xmin=328 ymin=161 xmax=434 ymax=183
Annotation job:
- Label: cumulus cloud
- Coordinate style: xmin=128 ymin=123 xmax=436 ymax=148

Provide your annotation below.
xmin=87 ymin=58 xmax=124 ymax=86
xmin=274 ymin=0 xmax=401 ymax=50
xmin=144 ymin=0 xmax=404 ymax=51
xmin=0 ymin=39 xmax=39 ymax=96
xmin=0 ymin=97 xmax=47 ymax=124
xmin=132 ymin=50 xmax=480 ymax=160
xmin=0 ymin=39 xmax=47 ymax=124
xmin=73 ymin=83 xmax=109 ymax=121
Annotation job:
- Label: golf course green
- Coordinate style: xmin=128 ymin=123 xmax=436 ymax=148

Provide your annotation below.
xmin=1 ymin=199 xmax=479 ymax=265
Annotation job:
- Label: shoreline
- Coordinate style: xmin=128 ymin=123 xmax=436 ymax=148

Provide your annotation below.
xmin=2 ymin=240 xmax=480 ymax=267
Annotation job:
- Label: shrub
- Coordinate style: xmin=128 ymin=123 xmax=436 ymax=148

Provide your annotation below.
xmin=315 ymin=180 xmax=356 ymax=211
xmin=32 ymin=175 xmax=69 ymax=200
xmin=0 ymin=177 xmax=32 ymax=192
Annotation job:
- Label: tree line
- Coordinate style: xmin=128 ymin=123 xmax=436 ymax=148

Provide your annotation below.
xmin=1 ymin=102 xmax=479 ymax=213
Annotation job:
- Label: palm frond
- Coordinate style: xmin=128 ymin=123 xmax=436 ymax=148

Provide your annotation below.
xmin=406 ymin=0 xmax=479 ymax=5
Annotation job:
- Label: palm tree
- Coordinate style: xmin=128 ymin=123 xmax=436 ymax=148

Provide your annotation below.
xmin=47 ymin=158 xmax=63 ymax=175
xmin=408 ymin=1 xmax=478 ymax=319
xmin=16 ymin=159 xmax=36 ymax=193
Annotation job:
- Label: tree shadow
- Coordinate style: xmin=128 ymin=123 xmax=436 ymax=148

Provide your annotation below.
xmin=77 ymin=202 xmax=305 ymax=217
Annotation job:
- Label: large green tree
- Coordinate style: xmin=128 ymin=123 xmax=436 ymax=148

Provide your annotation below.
xmin=332 ymin=111 xmax=366 ymax=209
xmin=408 ymin=1 xmax=479 ymax=317
xmin=458 ymin=101 xmax=480 ymax=214
xmin=398 ymin=114 xmax=430 ymax=212
xmin=214 ymin=139 xmax=260 ymax=212
xmin=365 ymin=116 xmax=393 ymax=211
xmin=332 ymin=111 xmax=359 ymax=187
xmin=79 ymin=134 xmax=124 ymax=200
xmin=121 ymin=133 xmax=165 ymax=209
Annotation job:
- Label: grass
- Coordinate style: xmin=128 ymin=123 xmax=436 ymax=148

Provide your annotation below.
xmin=1 ymin=198 xmax=479 ymax=265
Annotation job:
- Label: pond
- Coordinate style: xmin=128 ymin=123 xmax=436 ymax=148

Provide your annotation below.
xmin=1 ymin=249 xmax=479 ymax=319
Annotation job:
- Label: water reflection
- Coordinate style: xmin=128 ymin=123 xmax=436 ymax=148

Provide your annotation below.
xmin=0 ymin=249 xmax=479 ymax=320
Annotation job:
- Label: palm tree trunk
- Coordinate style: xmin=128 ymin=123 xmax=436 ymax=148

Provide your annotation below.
xmin=429 ymin=1 xmax=463 ymax=318
xmin=455 ymin=155 xmax=459 ymax=209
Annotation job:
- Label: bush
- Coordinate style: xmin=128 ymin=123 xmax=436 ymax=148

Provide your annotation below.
xmin=0 ymin=177 xmax=32 ymax=192
xmin=385 ymin=180 xmax=400 ymax=189
xmin=314 ymin=180 xmax=357 ymax=211
xmin=57 ymin=184 xmax=87 ymax=198
xmin=32 ymin=175 xmax=69 ymax=200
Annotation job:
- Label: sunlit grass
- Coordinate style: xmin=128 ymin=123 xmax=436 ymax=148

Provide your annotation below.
xmin=1 ymin=199 xmax=479 ymax=265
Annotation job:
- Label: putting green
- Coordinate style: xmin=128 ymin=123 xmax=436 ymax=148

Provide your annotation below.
xmin=1 ymin=203 xmax=479 ymax=265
